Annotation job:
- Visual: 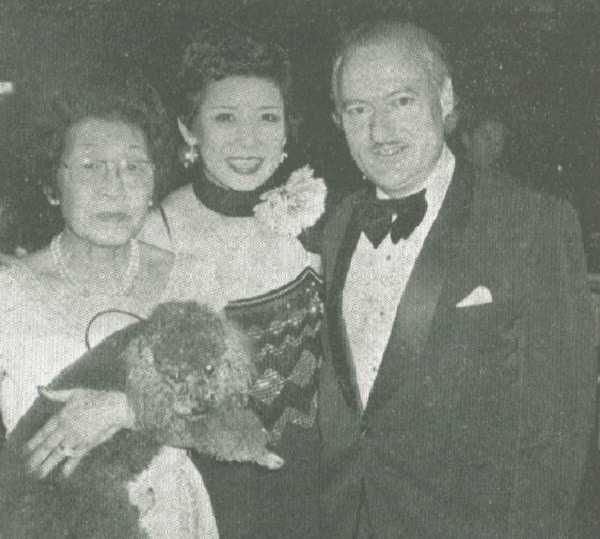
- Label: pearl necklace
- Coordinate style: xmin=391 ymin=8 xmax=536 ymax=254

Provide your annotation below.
xmin=50 ymin=233 xmax=140 ymax=297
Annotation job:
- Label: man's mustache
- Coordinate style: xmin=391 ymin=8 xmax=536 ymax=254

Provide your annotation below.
xmin=367 ymin=142 xmax=410 ymax=154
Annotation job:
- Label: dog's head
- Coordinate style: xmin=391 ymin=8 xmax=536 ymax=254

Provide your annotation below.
xmin=140 ymin=302 xmax=255 ymax=418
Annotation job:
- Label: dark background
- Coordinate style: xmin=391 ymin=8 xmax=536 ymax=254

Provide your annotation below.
xmin=0 ymin=0 xmax=598 ymax=267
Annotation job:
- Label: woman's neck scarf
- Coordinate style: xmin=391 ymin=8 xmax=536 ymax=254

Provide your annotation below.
xmin=191 ymin=163 xmax=289 ymax=217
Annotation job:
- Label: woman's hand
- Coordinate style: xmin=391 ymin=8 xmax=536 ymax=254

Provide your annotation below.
xmin=25 ymin=387 xmax=136 ymax=478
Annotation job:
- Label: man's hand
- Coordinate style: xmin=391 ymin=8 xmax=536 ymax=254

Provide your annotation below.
xmin=25 ymin=388 xmax=135 ymax=478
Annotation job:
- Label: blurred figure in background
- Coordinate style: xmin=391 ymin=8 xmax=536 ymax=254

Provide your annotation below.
xmin=458 ymin=99 xmax=510 ymax=171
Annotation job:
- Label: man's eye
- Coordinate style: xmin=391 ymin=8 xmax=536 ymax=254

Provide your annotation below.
xmin=390 ymin=96 xmax=415 ymax=108
xmin=215 ymin=113 xmax=235 ymax=122
xmin=123 ymin=161 xmax=142 ymax=173
xmin=81 ymin=159 xmax=101 ymax=170
xmin=261 ymin=113 xmax=282 ymax=123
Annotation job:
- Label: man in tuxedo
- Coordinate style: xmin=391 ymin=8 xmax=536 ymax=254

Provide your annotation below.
xmin=318 ymin=20 xmax=596 ymax=537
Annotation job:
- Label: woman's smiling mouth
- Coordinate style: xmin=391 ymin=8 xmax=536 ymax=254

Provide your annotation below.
xmin=370 ymin=143 xmax=409 ymax=157
xmin=225 ymin=157 xmax=264 ymax=174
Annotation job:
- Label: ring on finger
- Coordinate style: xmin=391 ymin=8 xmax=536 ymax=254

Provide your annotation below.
xmin=58 ymin=442 xmax=75 ymax=457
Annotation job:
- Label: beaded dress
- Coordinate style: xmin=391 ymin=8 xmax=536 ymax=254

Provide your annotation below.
xmin=0 ymin=253 xmax=219 ymax=538
xmin=139 ymin=176 xmax=323 ymax=538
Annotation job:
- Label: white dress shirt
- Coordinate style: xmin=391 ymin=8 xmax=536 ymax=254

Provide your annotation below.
xmin=342 ymin=146 xmax=456 ymax=407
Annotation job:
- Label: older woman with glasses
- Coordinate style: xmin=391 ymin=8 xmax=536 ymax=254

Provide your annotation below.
xmin=0 ymin=78 xmax=218 ymax=537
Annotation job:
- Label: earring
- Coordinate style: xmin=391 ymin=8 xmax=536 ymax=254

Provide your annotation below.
xmin=182 ymin=144 xmax=199 ymax=168
xmin=280 ymin=151 xmax=288 ymax=164
xmin=148 ymin=200 xmax=154 ymax=208
xmin=177 ymin=118 xmax=199 ymax=168
xmin=44 ymin=186 xmax=60 ymax=206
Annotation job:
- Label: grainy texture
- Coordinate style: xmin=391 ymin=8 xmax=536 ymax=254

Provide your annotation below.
xmin=0 ymin=302 xmax=279 ymax=538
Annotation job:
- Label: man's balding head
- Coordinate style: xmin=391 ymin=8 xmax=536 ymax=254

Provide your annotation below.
xmin=332 ymin=20 xmax=452 ymax=114
xmin=330 ymin=20 xmax=454 ymax=198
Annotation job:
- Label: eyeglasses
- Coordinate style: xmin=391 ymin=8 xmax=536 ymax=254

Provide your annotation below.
xmin=61 ymin=158 xmax=155 ymax=187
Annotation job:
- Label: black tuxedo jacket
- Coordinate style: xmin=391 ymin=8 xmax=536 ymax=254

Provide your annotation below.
xmin=318 ymin=161 xmax=596 ymax=538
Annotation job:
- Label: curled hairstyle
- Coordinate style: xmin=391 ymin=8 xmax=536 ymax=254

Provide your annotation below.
xmin=177 ymin=25 xmax=299 ymax=142
xmin=27 ymin=76 xmax=174 ymax=206
xmin=331 ymin=20 xmax=452 ymax=114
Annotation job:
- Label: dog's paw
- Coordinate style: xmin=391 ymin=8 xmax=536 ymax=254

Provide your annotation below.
xmin=256 ymin=452 xmax=285 ymax=470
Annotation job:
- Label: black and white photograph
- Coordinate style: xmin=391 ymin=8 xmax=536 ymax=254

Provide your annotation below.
xmin=0 ymin=0 xmax=598 ymax=537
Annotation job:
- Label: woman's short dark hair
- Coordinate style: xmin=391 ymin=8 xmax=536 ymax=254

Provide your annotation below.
xmin=27 ymin=76 xmax=174 ymax=205
xmin=177 ymin=25 xmax=299 ymax=141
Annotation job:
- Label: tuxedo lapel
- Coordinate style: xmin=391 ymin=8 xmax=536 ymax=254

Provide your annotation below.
xmin=325 ymin=189 xmax=370 ymax=410
xmin=363 ymin=161 xmax=475 ymax=418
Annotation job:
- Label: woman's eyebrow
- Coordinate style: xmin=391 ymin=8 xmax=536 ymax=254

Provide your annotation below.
xmin=341 ymin=98 xmax=367 ymax=110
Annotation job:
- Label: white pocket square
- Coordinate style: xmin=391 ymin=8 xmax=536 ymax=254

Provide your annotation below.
xmin=456 ymin=286 xmax=493 ymax=308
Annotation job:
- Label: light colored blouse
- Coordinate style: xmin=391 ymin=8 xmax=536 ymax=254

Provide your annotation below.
xmin=139 ymin=184 xmax=319 ymax=309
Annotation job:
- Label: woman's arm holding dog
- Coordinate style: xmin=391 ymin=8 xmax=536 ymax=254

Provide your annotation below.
xmin=26 ymin=388 xmax=136 ymax=478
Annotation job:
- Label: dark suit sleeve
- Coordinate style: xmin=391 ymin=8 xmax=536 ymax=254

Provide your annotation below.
xmin=510 ymin=198 xmax=596 ymax=537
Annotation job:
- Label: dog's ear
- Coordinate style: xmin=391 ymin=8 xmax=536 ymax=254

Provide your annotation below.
xmin=124 ymin=337 xmax=155 ymax=368
xmin=222 ymin=318 xmax=256 ymax=363
xmin=139 ymin=341 xmax=155 ymax=366
xmin=218 ymin=316 xmax=257 ymax=392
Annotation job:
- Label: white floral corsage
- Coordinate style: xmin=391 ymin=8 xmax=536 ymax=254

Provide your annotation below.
xmin=254 ymin=166 xmax=327 ymax=237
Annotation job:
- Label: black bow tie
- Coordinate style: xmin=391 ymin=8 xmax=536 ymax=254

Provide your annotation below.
xmin=356 ymin=189 xmax=428 ymax=248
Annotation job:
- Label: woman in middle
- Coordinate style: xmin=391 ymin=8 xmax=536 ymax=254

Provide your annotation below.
xmin=139 ymin=26 xmax=325 ymax=539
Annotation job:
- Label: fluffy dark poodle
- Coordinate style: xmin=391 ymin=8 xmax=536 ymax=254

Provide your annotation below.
xmin=0 ymin=301 xmax=282 ymax=539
